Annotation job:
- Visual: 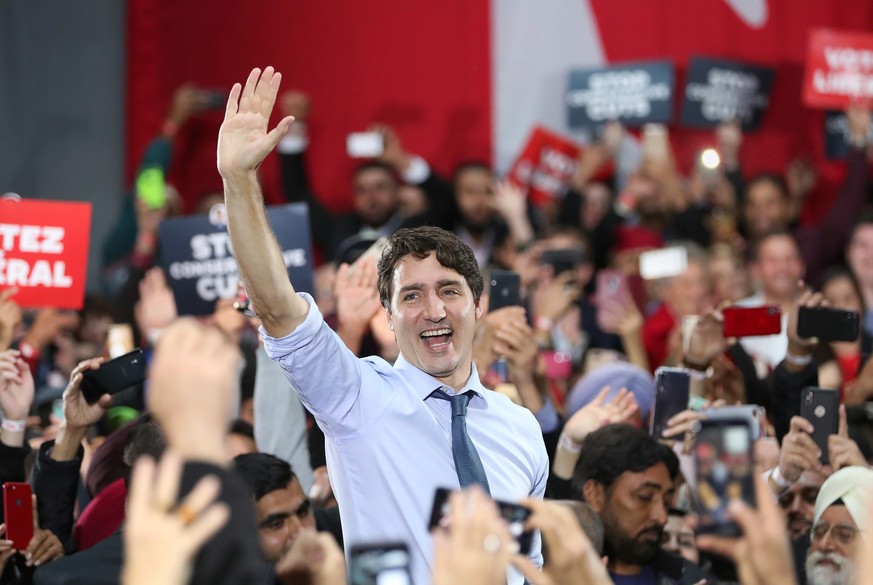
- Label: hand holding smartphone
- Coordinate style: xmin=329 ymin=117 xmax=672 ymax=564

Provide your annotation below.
xmin=428 ymin=487 xmax=533 ymax=555
xmin=80 ymin=349 xmax=148 ymax=404
xmin=3 ymin=482 xmax=33 ymax=550
xmin=797 ymin=307 xmax=860 ymax=342
xmin=722 ymin=306 xmax=782 ymax=337
xmin=488 ymin=271 xmax=521 ymax=312
xmin=349 ymin=543 xmax=412 ymax=585
xmin=799 ymin=387 xmax=839 ymax=465
xmin=692 ymin=419 xmax=755 ymax=536
xmin=649 ymin=367 xmax=692 ymax=438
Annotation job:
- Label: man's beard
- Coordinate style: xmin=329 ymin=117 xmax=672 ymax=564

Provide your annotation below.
xmin=601 ymin=506 xmax=664 ymax=566
xmin=806 ymin=551 xmax=855 ymax=585
xmin=786 ymin=510 xmax=811 ymax=541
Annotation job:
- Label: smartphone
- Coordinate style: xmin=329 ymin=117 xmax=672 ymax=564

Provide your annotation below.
xmin=800 ymin=387 xmax=840 ymax=465
xmin=349 ymin=542 xmax=412 ymax=585
xmin=428 ymin=487 xmax=533 ymax=555
xmin=692 ymin=419 xmax=755 ymax=536
xmin=722 ymin=306 xmax=782 ymax=338
xmin=649 ymin=367 xmax=692 ymax=438
xmin=639 ymin=247 xmax=688 ymax=280
xmin=135 ymin=166 xmax=167 ymax=210
xmin=3 ymin=482 xmax=33 ymax=549
xmin=702 ymin=405 xmax=766 ymax=442
xmin=798 ymin=307 xmax=860 ymax=342
xmin=540 ymin=248 xmax=585 ymax=276
xmin=681 ymin=315 xmax=700 ymax=354
xmin=106 ymin=324 xmax=135 ymax=359
xmin=347 ymin=132 xmax=384 ymax=158
xmin=80 ymin=348 xmax=148 ymax=404
xmin=488 ymin=270 xmax=521 ymax=312
xmin=595 ymin=270 xmax=631 ymax=331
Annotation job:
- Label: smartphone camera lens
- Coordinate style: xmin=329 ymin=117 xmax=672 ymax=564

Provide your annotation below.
xmin=767 ymin=307 xmax=776 ymax=315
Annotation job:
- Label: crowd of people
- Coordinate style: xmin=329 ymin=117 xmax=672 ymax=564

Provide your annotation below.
xmin=1 ymin=64 xmax=873 ymax=585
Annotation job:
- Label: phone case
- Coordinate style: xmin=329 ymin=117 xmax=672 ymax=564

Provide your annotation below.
xmin=488 ymin=270 xmax=521 ymax=311
xmin=428 ymin=487 xmax=533 ymax=555
xmin=693 ymin=419 xmax=755 ymax=536
xmin=649 ymin=367 xmax=691 ymax=438
xmin=349 ymin=542 xmax=412 ymax=585
xmin=595 ymin=270 xmax=630 ymax=331
xmin=80 ymin=348 xmax=147 ymax=404
xmin=3 ymin=482 xmax=34 ymax=549
xmin=797 ymin=307 xmax=860 ymax=342
xmin=800 ymin=387 xmax=840 ymax=465
xmin=541 ymin=248 xmax=585 ymax=275
xmin=722 ymin=306 xmax=782 ymax=337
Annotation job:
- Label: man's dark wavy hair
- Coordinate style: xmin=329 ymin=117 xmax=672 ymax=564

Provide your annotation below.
xmin=377 ymin=226 xmax=483 ymax=308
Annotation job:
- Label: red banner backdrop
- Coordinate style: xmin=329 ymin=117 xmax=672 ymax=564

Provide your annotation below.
xmin=125 ymin=0 xmax=491 ymax=214
xmin=126 ymin=0 xmax=873 ymax=223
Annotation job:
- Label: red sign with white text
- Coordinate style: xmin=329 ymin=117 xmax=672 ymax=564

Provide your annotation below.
xmin=0 ymin=199 xmax=92 ymax=309
xmin=506 ymin=126 xmax=582 ymax=206
xmin=803 ymin=29 xmax=873 ymax=109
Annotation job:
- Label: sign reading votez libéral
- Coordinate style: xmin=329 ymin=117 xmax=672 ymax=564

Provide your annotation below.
xmin=159 ymin=203 xmax=315 ymax=316
xmin=567 ymin=61 xmax=674 ymax=128
xmin=506 ymin=126 xmax=582 ymax=206
xmin=803 ymin=29 xmax=873 ymax=109
xmin=680 ymin=57 xmax=775 ymax=130
xmin=0 ymin=198 xmax=92 ymax=309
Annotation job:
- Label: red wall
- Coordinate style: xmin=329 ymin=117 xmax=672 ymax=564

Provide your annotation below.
xmin=126 ymin=0 xmax=491 ymax=212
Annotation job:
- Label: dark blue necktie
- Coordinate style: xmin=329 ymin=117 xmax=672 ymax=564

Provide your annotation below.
xmin=429 ymin=388 xmax=491 ymax=494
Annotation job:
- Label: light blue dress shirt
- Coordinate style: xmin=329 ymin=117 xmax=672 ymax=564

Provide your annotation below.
xmin=261 ymin=294 xmax=549 ymax=585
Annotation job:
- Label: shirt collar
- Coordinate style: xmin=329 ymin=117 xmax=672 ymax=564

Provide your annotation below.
xmin=393 ymin=353 xmax=488 ymax=403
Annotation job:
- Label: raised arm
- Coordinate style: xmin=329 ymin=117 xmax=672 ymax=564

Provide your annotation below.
xmin=218 ymin=66 xmax=307 ymax=337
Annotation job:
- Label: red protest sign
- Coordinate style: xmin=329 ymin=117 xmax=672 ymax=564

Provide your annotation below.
xmin=0 ymin=199 xmax=92 ymax=309
xmin=506 ymin=126 xmax=582 ymax=206
xmin=803 ymin=29 xmax=873 ymax=110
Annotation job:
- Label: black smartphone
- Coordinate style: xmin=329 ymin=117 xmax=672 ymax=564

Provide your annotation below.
xmin=349 ymin=542 xmax=412 ymax=585
xmin=692 ymin=419 xmax=755 ymax=536
xmin=540 ymin=248 xmax=586 ymax=276
xmin=649 ymin=367 xmax=692 ymax=438
xmin=798 ymin=307 xmax=860 ymax=342
xmin=80 ymin=348 xmax=147 ymax=404
xmin=428 ymin=487 xmax=533 ymax=555
xmin=800 ymin=387 xmax=840 ymax=465
xmin=488 ymin=270 xmax=521 ymax=311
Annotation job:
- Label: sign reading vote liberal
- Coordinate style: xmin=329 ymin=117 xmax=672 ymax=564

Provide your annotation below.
xmin=567 ymin=61 xmax=674 ymax=128
xmin=803 ymin=29 xmax=873 ymax=110
xmin=0 ymin=198 xmax=91 ymax=309
xmin=506 ymin=126 xmax=582 ymax=206
xmin=680 ymin=57 xmax=775 ymax=130
xmin=159 ymin=203 xmax=314 ymax=316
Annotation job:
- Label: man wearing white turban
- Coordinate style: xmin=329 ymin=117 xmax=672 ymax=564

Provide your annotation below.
xmin=805 ymin=466 xmax=873 ymax=585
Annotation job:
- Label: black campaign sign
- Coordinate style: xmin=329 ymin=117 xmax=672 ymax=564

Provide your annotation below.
xmin=159 ymin=203 xmax=315 ymax=316
xmin=566 ymin=61 xmax=674 ymax=128
xmin=680 ymin=57 xmax=775 ymax=130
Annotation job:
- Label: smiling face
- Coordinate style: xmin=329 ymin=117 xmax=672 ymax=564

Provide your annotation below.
xmin=386 ymin=253 xmax=483 ymax=390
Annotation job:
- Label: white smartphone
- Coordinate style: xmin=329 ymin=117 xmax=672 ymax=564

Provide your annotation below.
xmin=347 ymin=132 xmax=384 ymax=158
xmin=639 ymin=246 xmax=688 ymax=280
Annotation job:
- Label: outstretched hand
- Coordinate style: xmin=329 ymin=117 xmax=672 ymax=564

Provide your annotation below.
xmin=217 ymin=67 xmax=295 ymax=179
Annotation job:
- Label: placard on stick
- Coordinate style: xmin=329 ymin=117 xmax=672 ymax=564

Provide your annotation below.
xmin=0 ymin=198 xmax=92 ymax=309
xmin=506 ymin=126 xmax=582 ymax=206
xmin=680 ymin=57 xmax=775 ymax=130
xmin=567 ymin=61 xmax=675 ymax=128
xmin=159 ymin=203 xmax=315 ymax=316
xmin=803 ymin=29 xmax=873 ymax=110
